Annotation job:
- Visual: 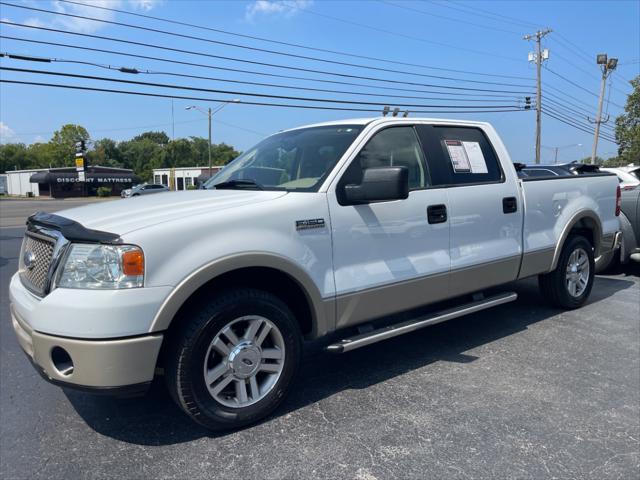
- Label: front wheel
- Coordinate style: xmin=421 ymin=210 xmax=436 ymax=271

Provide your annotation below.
xmin=165 ymin=288 xmax=301 ymax=431
xmin=539 ymin=235 xmax=595 ymax=309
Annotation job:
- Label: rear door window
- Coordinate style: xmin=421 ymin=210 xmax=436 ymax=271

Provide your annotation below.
xmin=416 ymin=125 xmax=503 ymax=186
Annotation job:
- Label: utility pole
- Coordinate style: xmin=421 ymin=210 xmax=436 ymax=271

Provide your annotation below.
xmin=186 ymin=99 xmax=240 ymax=180
xmin=589 ymin=54 xmax=618 ymax=164
xmin=524 ymin=28 xmax=552 ymax=164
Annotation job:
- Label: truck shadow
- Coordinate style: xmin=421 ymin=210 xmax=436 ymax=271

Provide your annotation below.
xmin=64 ymin=270 xmax=637 ymax=445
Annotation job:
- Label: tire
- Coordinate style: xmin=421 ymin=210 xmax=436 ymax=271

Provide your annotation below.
xmin=165 ymin=288 xmax=301 ymax=431
xmin=539 ymin=235 xmax=595 ymax=309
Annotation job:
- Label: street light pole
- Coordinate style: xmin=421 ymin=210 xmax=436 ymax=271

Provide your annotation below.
xmin=590 ymin=54 xmax=618 ymax=164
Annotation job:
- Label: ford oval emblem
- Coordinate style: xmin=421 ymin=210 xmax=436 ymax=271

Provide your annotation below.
xmin=23 ymin=250 xmax=36 ymax=270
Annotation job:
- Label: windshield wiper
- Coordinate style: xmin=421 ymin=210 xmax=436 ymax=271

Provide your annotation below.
xmin=213 ymin=179 xmax=263 ymax=190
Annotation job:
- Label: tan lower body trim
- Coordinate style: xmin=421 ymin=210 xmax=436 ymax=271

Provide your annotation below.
xmin=336 ymin=255 xmax=521 ymax=329
xmin=518 ymin=247 xmax=555 ymax=279
xmin=11 ymin=305 xmax=162 ymax=388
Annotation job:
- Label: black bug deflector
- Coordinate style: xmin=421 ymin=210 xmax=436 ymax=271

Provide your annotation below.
xmin=27 ymin=211 xmax=120 ymax=243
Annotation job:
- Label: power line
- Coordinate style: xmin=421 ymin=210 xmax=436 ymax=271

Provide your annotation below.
xmin=545 ymin=82 xmax=602 ymax=112
xmin=297 ymin=6 xmax=523 ymax=62
xmin=0 ymin=21 xmax=535 ymax=95
xmin=1 ymin=35 xmax=529 ymax=99
xmin=56 ymin=0 xmax=531 ymax=81
xmin=549 ymin=98 xmax=615 ymax=134
xmin=544 ymin=92 xmax=615 ymax=132
xmin=542 ymin=110 xmax=615 ymax=142
xmin=544 ymin=66 xmax=625 ymax=109
xmin=550 ymin=44 xmax=631 ymax=96
xmin=378 ymin=0 xmax=521 ymax=35
xmin=0 ymin=50 xmax=526 ymax=104
xmin=0 ymin=79 xmax=527 ymax=115
xmin=542 ymin=107 xmax=616 ymax=142
xmin=544 ymin=104 xmax=616 ymax=141
xmin=0 ymin=66 xmax=526 ymax=109
xmin=0 ymin=2 xmax=533 ymax=88
xmin=431 ymin=0 xmax=539 ymax=29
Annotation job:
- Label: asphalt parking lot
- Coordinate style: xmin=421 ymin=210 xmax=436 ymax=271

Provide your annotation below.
xmin=1 ymin=199 xmax=639 ymax=479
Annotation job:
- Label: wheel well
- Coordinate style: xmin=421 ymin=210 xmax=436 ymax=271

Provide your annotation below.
xmin=568 ymin=218 xmax=597 ymax=250
xmin=167 ymin=267 xmax=314 ymax=338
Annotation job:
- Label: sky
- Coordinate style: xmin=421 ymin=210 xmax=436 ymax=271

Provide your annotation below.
xmin=0 ymin=0 xmax=638 ymax=164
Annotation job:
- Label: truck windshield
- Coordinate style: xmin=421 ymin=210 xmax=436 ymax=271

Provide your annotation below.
xmin=204 ymin=125 xmax=364 ymax=191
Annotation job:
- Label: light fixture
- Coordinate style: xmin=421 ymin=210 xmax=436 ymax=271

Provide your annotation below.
xmin=596 ymin=54 xmax=608 ymax=65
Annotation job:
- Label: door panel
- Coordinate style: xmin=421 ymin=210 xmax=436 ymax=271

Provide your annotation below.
xmin=417 ymin=125 xmax=523 ymax=295
xmin=328 ymin=126 xmax=450 ymax=328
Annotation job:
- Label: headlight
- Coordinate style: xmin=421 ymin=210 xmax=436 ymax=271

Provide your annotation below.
xmin=56 ymin=244 xmax=144 ymax=289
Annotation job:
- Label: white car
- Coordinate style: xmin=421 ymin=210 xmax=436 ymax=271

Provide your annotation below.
xmin=601 ymin=167 xmax=640 ymax=191
xmin=10 ymin=117 xmax=621 ymax=430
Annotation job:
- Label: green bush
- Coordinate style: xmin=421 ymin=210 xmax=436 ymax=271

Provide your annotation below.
xmin=186 ymin=184 xmax=198 ymax=190
xmin=96 ymin=186 xmax=112 ymax=197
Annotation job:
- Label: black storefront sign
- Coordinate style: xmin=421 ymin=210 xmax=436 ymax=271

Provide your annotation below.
xmin=30 ymin=167 xmax=140 ymax=198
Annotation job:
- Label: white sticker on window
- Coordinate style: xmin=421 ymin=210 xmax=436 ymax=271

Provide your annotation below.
xmin=462 ymin=141 xmax=488 ymax=174
xmin=445 ymin=140 xmax=471 ymax=172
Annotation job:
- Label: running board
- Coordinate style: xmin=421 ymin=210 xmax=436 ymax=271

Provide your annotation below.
xmin=326 ymin=291 xmax=518 ymax=354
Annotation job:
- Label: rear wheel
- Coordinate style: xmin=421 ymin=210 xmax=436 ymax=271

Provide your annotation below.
xmin=165 ymin=288 xmax=301 ymax=431
xmin=539 ymin=235 xmax=595 ymax=309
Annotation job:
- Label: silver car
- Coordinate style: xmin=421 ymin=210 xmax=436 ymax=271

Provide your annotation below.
xmin=121 ymin=183 xmax=169 ymax=198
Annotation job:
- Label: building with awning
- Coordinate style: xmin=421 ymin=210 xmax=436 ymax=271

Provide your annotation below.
xmin=5 ymin=166 xmax=139 ymax=198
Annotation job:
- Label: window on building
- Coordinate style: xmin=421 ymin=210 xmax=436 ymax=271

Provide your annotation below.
xmin=185 ymin=177 xmax=193 ymax=188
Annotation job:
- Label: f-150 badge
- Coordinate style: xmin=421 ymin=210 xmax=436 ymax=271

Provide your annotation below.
xmin=296 ymin=219 xmax=326 ymax=230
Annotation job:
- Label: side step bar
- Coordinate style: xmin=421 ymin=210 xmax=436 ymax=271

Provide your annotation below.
xmin=326 ymin=291 xmax=517 ymax=354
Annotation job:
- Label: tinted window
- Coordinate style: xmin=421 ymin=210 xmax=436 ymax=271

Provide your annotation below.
xmin=417 ymin=125 xmax=502 ymax=186
xmin=339 ymin=126 xmax=428 ymax=195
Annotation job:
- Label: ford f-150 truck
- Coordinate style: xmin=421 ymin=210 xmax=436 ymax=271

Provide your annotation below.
xmin=9 ymin=117 xmax=621 ymax=430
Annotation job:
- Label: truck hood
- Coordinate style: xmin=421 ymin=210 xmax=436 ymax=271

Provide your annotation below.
xmin=56 ymin=190 xmax=288 ymax=236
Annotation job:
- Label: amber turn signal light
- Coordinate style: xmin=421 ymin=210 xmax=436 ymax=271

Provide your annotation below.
xmin=122 ymin=248 xmax=144 ymax=276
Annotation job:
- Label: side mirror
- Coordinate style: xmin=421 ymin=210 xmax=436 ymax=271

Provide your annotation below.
xmin=343 ymin=167 xmax=409 ymax=205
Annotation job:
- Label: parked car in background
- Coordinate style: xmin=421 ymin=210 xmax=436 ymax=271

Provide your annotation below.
xmin=597 ymin=186 xmax=640 ymax=271
xmin=521 ymin=162 xmax=601 ymax=178
xmin=601 ymin=167 xmax=640 ymax=191
xmin=621 ymin=165 xmax=640 ymax=181
xmin=121 ymin=183 xmax=169 ymax=198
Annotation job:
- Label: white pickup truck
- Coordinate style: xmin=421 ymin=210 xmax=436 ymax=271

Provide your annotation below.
xmin=10 ymin=117 xmax=621 ymax=430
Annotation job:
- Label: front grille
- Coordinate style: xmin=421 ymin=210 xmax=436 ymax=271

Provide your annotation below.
xmin=19 ymin=233 xmax=56 ymax=296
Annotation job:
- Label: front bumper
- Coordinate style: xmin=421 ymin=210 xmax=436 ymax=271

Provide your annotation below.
xmin=11 ymin=303 xmax=163 ymax=393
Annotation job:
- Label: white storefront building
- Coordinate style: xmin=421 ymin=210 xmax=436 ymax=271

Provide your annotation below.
xmin=4 ymin=168 xmax=47 ymax=196
xmin=152 ymin=166 xmax=222 ymax=191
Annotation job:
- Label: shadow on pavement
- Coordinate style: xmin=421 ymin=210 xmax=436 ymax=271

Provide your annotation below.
xmin=64 ymin=272 xmax=637 ymax=445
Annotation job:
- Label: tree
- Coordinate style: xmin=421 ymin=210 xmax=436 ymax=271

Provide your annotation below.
xmin=88 ymin=138 xmax=123 ymax=168
xmin=614 ymin=75 xmax=640 ymax=165
xmin=132 ymin=131 xmax=170 ymax=145
xmin=0 ymin=143 xmax=29 ymax=172
xmin=50 ymin=124 xmax=91 ymax=167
